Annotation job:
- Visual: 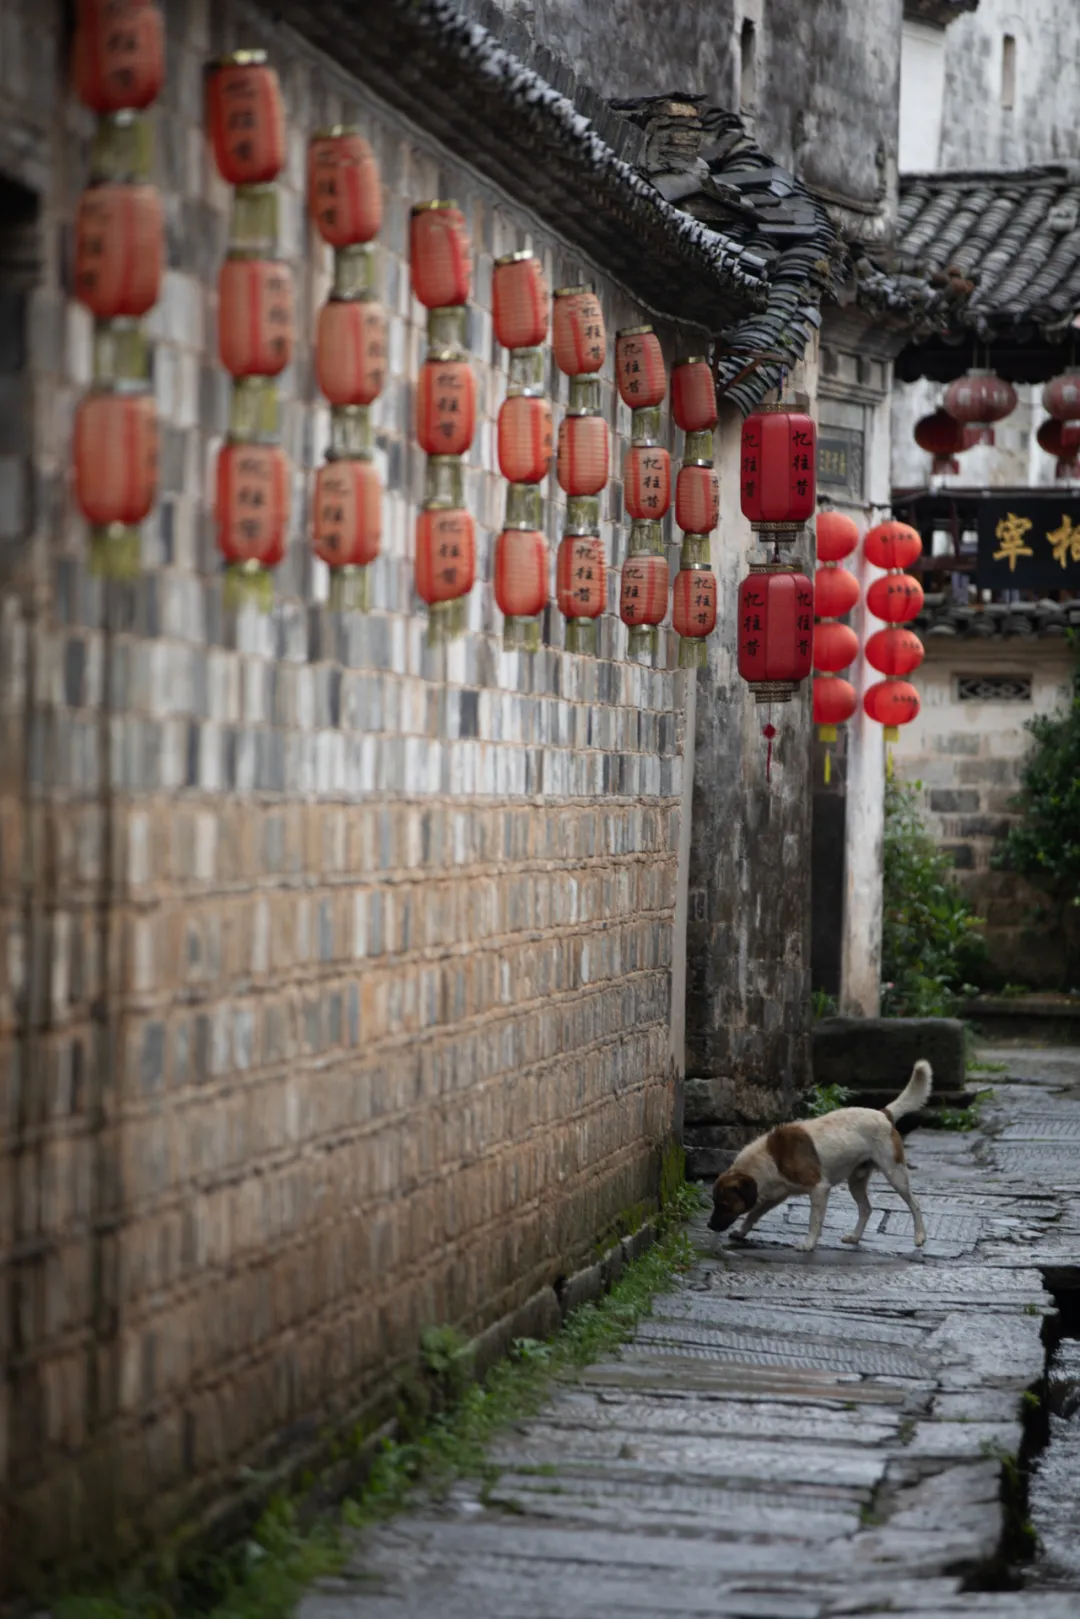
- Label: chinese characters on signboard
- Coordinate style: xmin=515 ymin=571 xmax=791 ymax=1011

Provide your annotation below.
xmin=976 ymin=498 xmax=1080 ymax=589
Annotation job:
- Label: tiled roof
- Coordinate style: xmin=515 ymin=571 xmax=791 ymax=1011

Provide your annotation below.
xmin=914 ymin=595 xmax=1080 ymax=638
xmin=903 ymin=0 xmax=979 ymax=26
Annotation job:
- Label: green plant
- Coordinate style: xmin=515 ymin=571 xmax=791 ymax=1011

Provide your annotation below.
xmin=1001 ymin=982 xmax=1033 ymax=998
xmin=803 ymin=1082 xmax=853 ymax=1118
xmin=881 ymin=781 xmax=987 ymax=1016
xmin=811 ymin=989 xmax=838 ymax=1020
xmin=995 ymin=659 xmax=1080 ymax=987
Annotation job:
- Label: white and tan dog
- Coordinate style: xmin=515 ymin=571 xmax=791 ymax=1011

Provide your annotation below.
xmin=708 ymin=1061 xmax=933 ymax=1253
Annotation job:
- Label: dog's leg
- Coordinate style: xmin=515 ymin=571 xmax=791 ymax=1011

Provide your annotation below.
xmin=882 ymin=1159 xmax=926 ymax=1248
xmin=841 ymin=1164 xmax=873 ymax=1246
xmin=798 ymin=1183 xmax=830 ymax=1252
xmin=732 ymin=1194 xmax=786 ymax=1243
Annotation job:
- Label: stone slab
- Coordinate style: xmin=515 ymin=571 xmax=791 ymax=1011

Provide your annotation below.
xmin=813 ymin=1016 xmax=966 ymax=1095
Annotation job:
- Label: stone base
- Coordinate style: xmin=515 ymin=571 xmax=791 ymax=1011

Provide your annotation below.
xmin=813 ymin=1016 xmax=967 ymax=1102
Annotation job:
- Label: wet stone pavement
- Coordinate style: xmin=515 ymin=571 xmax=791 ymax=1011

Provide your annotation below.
xmin=301 ymin=1047 xmax=1080 ymax=1619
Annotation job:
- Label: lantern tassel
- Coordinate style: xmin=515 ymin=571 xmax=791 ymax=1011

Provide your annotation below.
xmin=886 ymin=745 xmax=894 ymax=781
xmin=763 ymin=719 xmax=777 ymax=784
xmin=824 ymin=748 xmax=831 ymax=786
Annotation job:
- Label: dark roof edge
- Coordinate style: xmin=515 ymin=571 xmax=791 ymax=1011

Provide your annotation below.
xmin=901 ymin=162 xmax=1080 ymax=186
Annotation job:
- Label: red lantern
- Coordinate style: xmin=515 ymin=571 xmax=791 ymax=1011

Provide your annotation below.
xmin=410 ymin=204 xmax=471 ymax=309
xmin=315 ymin=300 xmax=387 ymax=406
xmin=308 ymin=129 xmax=381 ymax=247
xmin=498 ymin=393 xmax=552 ymax=485
xmin=73 ymin=1 xmax=165 ymax=113
xmin=415 ymin=506 xmax=476 ymax=604
xmin=865 ymin=626 xmax=924 ymax=678
xmin=740 ymin=407 xmax=816 ymax=531
xmin=624 ymin=445 xmax=671 ymax=521
xmin=1037 ymin=417 xmax=1080 ymax=477
xmin=815 ymin=511 xmax=859 ymax=562
xmin=556 ymin=534 xmax=606 ymax=623
xmin=676 ymin=462 xmax=719 ymax=535
xmin=864 ymin=520 xmax=922 ymax=571
xmin=737 ymin=569 xmax=814 ymax=698
xmin=943 ymin=368 xmax=1017 ymax=446
xmin=615 ymin=326 xmax=666 ymax=409
xmin=495 ymin=527 xmax=548 ymax=631
xmin=218 ymin=257 xmax=295 ymax=378
xmin=493 ymin=253 xmax=548 ymax=351
xmin=813 ymin=621 xmax=859 ymax=673
xmin=864 ymin=679 xmax=921 ymax=737
xmin=557 ymin=414 xmax=608 ymax=496
xmin=216 ymin=442 xmax=290 ymax=568
xmin=814 ymin=676 xmax=857 ymax=731
xmin=552 ymin=287 xmax=605 ymax=376
xmin=672 ymin=358 xmax=716 ymax=433
xmin=1043 ymin=372 xmax=1080 ymax=423
xmin=74 ymin=389 xmax=158 ymax=524
xmin=207 ymin=53 xmax=286 ymax=186
xmin=672 ymin=565 xmax=718 ymax=666
xmin=313 ymin=459 xmax=381 ymax=569
xmin=866 ymin=573 xmax=924 ymax=623
xmin=73 ymin=183 xmax=163 ymax=318
xmin=814 ymin=566 xmax=859 ymax=619
xmin=914 ymin=408 xmax=971 ymax=475
xmin=620 ymin=552 xmax=669 ymax=631
xmin=416 ymin=355 xmax=476 ymax=457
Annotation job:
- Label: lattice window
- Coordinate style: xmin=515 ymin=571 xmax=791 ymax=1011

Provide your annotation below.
xmin=956 ymin=675 xmax=1032 ymax=702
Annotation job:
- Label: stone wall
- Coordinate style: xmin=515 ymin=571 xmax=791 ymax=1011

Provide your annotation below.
xmin=893 ymin=638 xmax=1076 ymax=987
xmin=0 ymin=0 xmax=694 ymax=1590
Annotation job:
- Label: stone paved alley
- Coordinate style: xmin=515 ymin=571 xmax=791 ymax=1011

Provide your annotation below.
xmin=300 ymin=1046 xmax=1080 ymax=1618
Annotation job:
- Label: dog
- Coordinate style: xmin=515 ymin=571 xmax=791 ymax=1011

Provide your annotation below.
xmin=708 ymin=1061 xmax=933 ymax=1253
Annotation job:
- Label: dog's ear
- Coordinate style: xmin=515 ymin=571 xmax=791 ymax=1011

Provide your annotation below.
xmin=733 ymin=1173 xmax=758 ymax=1212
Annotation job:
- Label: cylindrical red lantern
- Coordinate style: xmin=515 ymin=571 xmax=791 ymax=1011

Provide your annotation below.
xmin=813 ymin=621 xmax=859 ymax=673
xmin=866 ymin=573 xmax=924 ymax=623
xmin=315 ymin=299 xmax=387 ymax=406
xmin=313 ymin=458 xmax=381 ymax=569
xmin=493 ymin=253 xmax=548 ymax=351
xmin=415 ymin=506 xmax=476 ymax=641
xmin=552 ymin=287 xmax=605 ymax=376
xmin=814 ymin=565 xmax=860 ymax=619
xmin=410 ymin=204 xmax=471 ymax=310
xmin=218 ymin=256 xmax=295 ymax=378
xmin=864 ymin=678 xmax=921 ymax=740
xmin=815 ymin=510 xmax=859 ymax=562
xmin=74 ymin=389 xmax=158 ymax=525
xmin=616 ymin=326 xmax=666 ymax=409
xmin=865 ymin=626 xmax=924 ymax=678
xmin=73 ymin=182 xmax=163 ymax=318
xmin=672 ymin=562 xmax=718 ymax=667
xmin=216 ymin=441 xmax=290 ymax=569
xmin=737 ymin=567 xmax=814 ymax=700
xmin=672 ymin=358 xmax=717 ymax=433
xmin=943 ymin=368 xmax=1017 ymax=447
xmin=864 ymin=520 xmax=922 ymax=571
xmin=914 ymin=407 xmax=971 ymax=475
xmin=624 ymin=445 xmax=671 ymax=521
xmin=620 ymin=548 xmax=669 ymax=659
xmin=308 ymin=128 xmax=381 ymax=247
xmin=73 ymin=1 xmax=165 ymax=113
xmin=557 ymin=413 xmax=608 ymax=496
xmin=1043 ymin=371 xmax=1080 ymax=423
xmin=676 ymin=462 xmax=719 ymax=535
xmin=207 ymin=52 xmax=286 ymax=186
xmin=416 ymin=354 xmax=477 ymax=457
xmin=497 ymin=392 xmax=552 ymax=485
xmin=557 ymin=534 xmax=606 ymax=625
xmin=740 ymin=406 xmax=816 ymax=532
xmin=495 ymin=527 xmax=548 ymax=648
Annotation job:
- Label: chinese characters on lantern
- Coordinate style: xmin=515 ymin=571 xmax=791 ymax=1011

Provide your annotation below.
xmin=494 ymin=252 xmax=551 ymax=651
xmin=619 ymin=347 xmax=671 ymax=660
xmin=555 ymin=286 xmax=609 ymax=655
xmin=672 ymin=357 xmax=719 ymax=667
xmin=862 ymin=520 xmax=925 ymax=769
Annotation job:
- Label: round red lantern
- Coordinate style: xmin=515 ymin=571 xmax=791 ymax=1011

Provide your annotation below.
xmin=737 ymin=567 xmax=814 ymax=700
xmin=1043 ymin=372 xmax=1080 ymax=422
xmin=552 ymin=287 xmax=605 ymax=376
xmin=313 ymin=458 xmax=381 ymax=570
xmin=865 ymin=626 xmax=924 ymax=678
xmin=815 ymin=510 xmax=859 ymax=562
xmin=557 ymin=533 xmax=606 ymax=650
xmin=624 ymin=445 xmax=671 ymax=521
xmin=416 ymin=354 xmax=477 ymax=457
xmin=73 ymin=182 xmax=163 ymax=318
xmin=308 ymin=128 xmax=381 ymax=247
xmin=315 ymin=299 xmax=387 ymax=406
xmin=493 ymin=253 xmax=549 ymax=351
xmin=74 ymin=389 xmax=158 ymax=526
xmin=410 ymin=203 xmax=471 ymax=310
xmin=943 ymin=368 xmax=1017 ymax=447
xmin=557 ymin=413 xmax=608 ymax=496
xmin=672 ymin=358 xmax=717 ymax=433
xmin=864 ymin=520 xmax=922 ymax=571
xmin=216 ymin=441 xmax=290 ymax=570
xmin=498 ymin=393 xmax=552 ymax=485
xmin=814 ymin=565 xmax=859 ymax=619
xmin=914 ymin=408 xmax=971 ymax=476
xmin=813 ymin=675 xmax=857 ymax=735
xmin=672 ymin=562 xmax=718 ymax=667
xmin=416 ymin=505 xmax=476 ymax=641
xmin=73 ymin=2 xmax=165 ymax=114
xmin=866 ymin=572 xmax=924 ymax=623
xmin=740 ymin=405 xmax=816 ymax=533
xmin=495 ymin=527 xmax=548 ymax=649
xmin=864 ymin=678 xmax=921 ymax=739
xmin=616 ymin=326 xmax=666 ymax=409
xmin=207 ymin=52 xmax=286 ymax=186
xmin=218 ymin=257 xmax=295 ymax=378
xmin=1037 ymin=417 xmax=1080 ymax=477
xmin=676 ymin=462 xmax=719 ymax=535
xmin=813 ymin=621 xmax=859 ymax=673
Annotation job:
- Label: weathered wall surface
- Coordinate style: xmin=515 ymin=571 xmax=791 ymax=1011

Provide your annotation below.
xmin=938 ymin=0 xmax=1080 ymax=170
xmin=893 ymin=639 xmax=1076 ymax=986
xmin=0 ymin=0 xmax=693 ymax=1589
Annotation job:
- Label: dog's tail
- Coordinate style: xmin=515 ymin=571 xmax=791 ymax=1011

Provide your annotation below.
xmin=884 ymin=1060 xmax=933 ymax=1123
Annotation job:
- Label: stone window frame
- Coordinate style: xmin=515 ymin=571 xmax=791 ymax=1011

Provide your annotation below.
xmin=955 ymin=674 xmax=1033 ymax=703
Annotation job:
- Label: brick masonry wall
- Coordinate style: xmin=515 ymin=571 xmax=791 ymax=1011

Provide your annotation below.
xmin=0 ymin=0 xmax=697 ymax=1589
xmin=893 ymin=639 xmax=1076 ymax=987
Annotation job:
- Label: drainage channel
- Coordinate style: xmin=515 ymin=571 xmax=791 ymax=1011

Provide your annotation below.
xmin=1025 ymin=1270 xmax=1080 ymax=1592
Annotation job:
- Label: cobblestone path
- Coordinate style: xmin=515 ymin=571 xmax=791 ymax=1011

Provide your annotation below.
xmin=301 ymin=1046 xmax=1080 ymax=1618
